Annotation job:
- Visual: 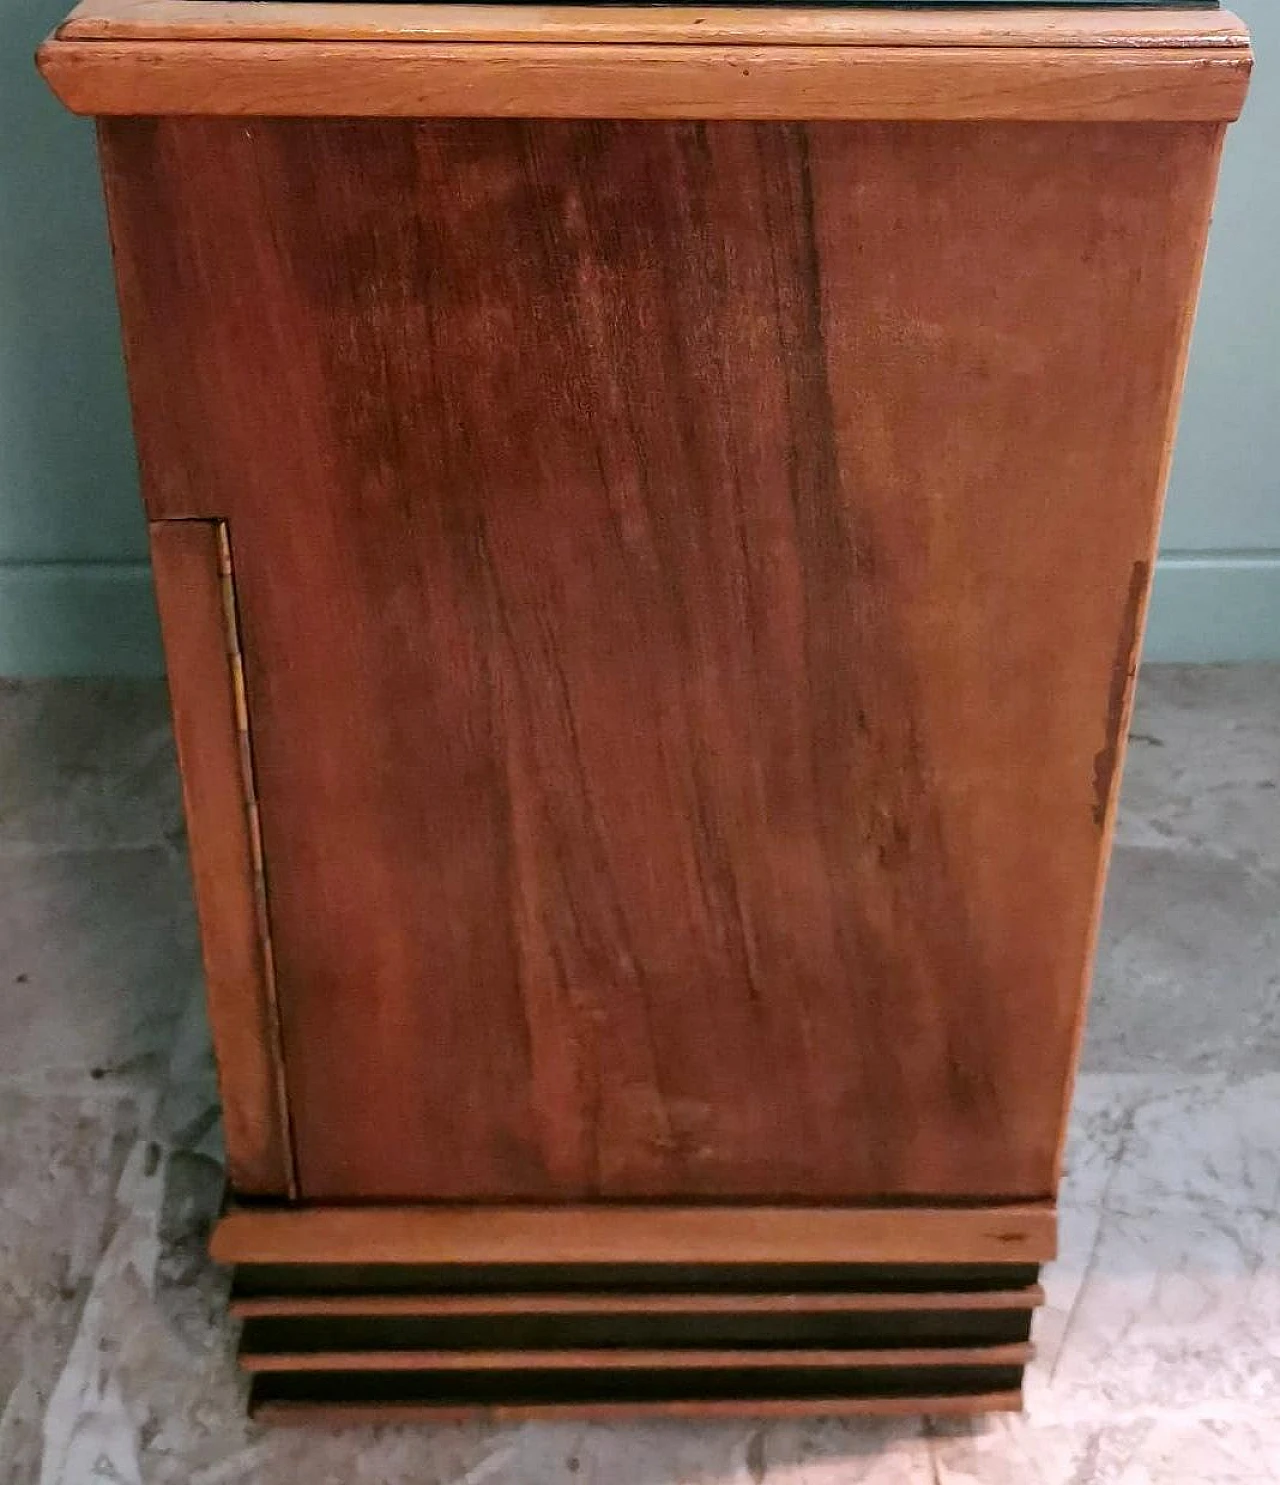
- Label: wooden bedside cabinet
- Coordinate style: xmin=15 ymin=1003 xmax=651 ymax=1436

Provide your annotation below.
xmin=39 ymin=1 xmax=1250 ymax=1422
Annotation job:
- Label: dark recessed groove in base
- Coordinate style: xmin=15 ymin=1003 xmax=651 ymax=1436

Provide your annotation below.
xmin=233 ymin=1262 xmax=1043 ymax=1297
xmin=236 ymin=1260 xmax=1040 ymax=1421
xmin=251 ymin=1363 xmax=1028 ymax=1412
xmin=240 ymin=1307 xmax=1035 ymax=1355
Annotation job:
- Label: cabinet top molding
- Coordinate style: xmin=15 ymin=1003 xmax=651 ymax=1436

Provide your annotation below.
xmin=39 ymin=3 xmax=1250 ymax=120
xmin=49 ymin=3 xmax=1254 ymax=50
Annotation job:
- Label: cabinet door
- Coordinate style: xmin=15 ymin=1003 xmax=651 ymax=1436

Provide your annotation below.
xmin=111 ymin=118 xmax=1222 ymax=1201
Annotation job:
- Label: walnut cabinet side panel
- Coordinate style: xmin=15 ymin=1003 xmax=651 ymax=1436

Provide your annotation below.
xmin=113 ymin=120 xmax=1228 ymax=1204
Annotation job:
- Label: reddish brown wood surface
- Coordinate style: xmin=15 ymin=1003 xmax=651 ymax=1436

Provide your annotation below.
xmin=39 ymin=4 xmax=1252 ymax=121
xmin=42 ymin=38 xmax=1251 ymax=121
xmin=210 ymin=1202 xmax=1055 ymax=1265
xmin=231 ymin=1285 xmax=1044 ymax=1318
xmin=102 ymin=119 xmax=1223 ymax=1202
xmin=251 ymin=1390 xmax=1025 ymax=1424
xmin=148 ymin=520 xmax=293 ymax=1194
xmin=239 ymin=1342 xmax=1034 ymax=1374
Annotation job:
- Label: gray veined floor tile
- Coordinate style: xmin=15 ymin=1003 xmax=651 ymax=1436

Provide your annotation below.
xmin=1115 ymin=665 xmax=1280 ymax=876
xmin=1042 ymin=1203 xmax=1280 ymax=1420
xmin=1079 ymin=666 xmax=1280 ymax=1078
xmin=926 ymin=1415 xmax=1122 ymax=1485
xmin=150 ymin=984 xmax=223 ymax=1166
xmin=28 ymin=987 xmax=237 ymax=1485
xmin=721 ymin=1418 xmax=935 ymax=1485
xmin=174 ymin=1417 xmax=937 ymax=1485
xmin=928 ymin=1415 xmax=1280 ymax=1485
xmin=1102 ymin=1074 xmax=1280 ymax=1217
xmin=1032 ymin=1075 xmax=1280 ymax=1426
xmin=0 ymin=1082 xmax=146 ymax=1485
xmin=1031 ymin=1073 xmax=1158 ymax=1387
xmin=0 ymin=680 xmax=182 ymax=855
xmin=193 ymin=1422 xmax=758 ymax=1485
xmin=0 ymin=847 xmax=201 ymax=1081
xmin=1085 ymin=845 xmax=1280 ymax=1073
xmin=37 ymin=1138 xmax=245 ymax=1485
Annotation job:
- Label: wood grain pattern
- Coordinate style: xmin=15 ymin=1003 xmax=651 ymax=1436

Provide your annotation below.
xmin=1048 ymin=123 xmax=1227 ymax=1185
xmin=102 ymin=118 xmax=1225 ymax=1202
xmin=239 ymin=1342 xmax=1033 ymax=1373
xmin=250 ymin=1390 xmax=1025 ymax=1424
xmin=56 ymin=0 xmax=1253 ymax=50
xmin=39 ymin=39 xmax=1251 ymax=121
xmin=230 ymin=1285 xmax=1044 ymax=1318
xmin=148 ymin=521 xmax=292 ymax=1195
xmin=210 ymin=1205 xmax=1056 ymax=1267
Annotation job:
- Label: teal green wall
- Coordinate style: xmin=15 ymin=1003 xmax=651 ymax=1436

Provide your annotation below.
xmin=1 ymin=3 xmax=1275 ymax=675
xmin=0 ymin=0 xmax=157 ymax=674
xmin=1152 ymin=0 xmax=1280 ymax=661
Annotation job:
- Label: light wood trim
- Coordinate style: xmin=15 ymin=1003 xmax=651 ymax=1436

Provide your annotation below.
xmin=231 ymin=1284 xmax=1045 ymax=1319
xmin=1051 ymin=121 xmax=1232 ymax=1186
xmin=211 ymin=1203 xmax=1056 ymax=1267
xmin=149 ymin=521 xmax=293 ymax=1196
xmin=252 ymin=1390 xmax=1025 ymax=1423
xmin=37 ymin=38 xmax=1251 ymax=121
xmin=56 ymin=1 xmax=1252 ymax=51
xmin=239 ymin=1342 xmax=1034 ymax=1373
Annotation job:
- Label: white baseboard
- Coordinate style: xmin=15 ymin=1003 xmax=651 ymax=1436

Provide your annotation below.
xmin=1142 ymin=552 xmax=1280 ymax=663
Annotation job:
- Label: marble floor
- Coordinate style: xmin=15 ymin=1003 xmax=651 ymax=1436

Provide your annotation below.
xmin=1 ymin=666 xmax=1279 ymax=1484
